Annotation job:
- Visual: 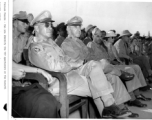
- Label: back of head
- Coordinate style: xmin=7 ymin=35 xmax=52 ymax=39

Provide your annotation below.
xmin=56 ymin=22 xmax=67 ymax=38
xmin=56 ymin=22 xmax=67 ymax=32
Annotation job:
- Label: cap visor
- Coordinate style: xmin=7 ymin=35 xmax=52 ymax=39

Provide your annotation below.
xmin=40 ymin=18 xmax=55 ymax=23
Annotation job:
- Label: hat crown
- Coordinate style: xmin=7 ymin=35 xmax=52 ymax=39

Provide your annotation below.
xmin=13 ymin=11 xmax=27 ymax=20
xmin=119 ymin=30 xmax=132 ymax=38
xmin=67 ymin=16 xmax=83 ymax=26
xmin=106 ymin=31 xmax=117 ymax=37
xmin=31 ymin=10 xmax=53 ymax=26
xmin=85 ymin=24 xmax=93 ymax=32
xmin=122 ymin=30 xmax=130 ymax=35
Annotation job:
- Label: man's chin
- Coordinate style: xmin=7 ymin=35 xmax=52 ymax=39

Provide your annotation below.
xmin=76 ymin=35 xmax=81 ymax=38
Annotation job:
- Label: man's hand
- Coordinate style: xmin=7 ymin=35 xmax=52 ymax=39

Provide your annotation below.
xmin=38 ymin=69 xmax=54 ymax=84
xmin=12 ymin=69 xmax=26 ymax=80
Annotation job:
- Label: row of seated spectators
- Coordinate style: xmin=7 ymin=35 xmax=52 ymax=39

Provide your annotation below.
xmin=11 ymin=10 xmax=152 ymax=119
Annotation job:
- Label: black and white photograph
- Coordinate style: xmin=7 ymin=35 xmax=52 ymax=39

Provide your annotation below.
xmin=1 ymin=0 xmax=152 ymax=119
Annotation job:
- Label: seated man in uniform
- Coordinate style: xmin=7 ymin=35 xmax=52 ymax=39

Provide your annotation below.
xmin=12 ymin=11 xmax=60 ymax=118
xmin=28 ymin=11 xmax=133 ymax=118
xmin=61 ymin=16 xmax=142 ymax=118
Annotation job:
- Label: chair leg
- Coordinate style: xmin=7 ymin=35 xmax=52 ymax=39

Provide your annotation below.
xmin=88 ymin=98 xmax=101 ymax=118
xmin=80 ymin=98 xmax=88 ymax=118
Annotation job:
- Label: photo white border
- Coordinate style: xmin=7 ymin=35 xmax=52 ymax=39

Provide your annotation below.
xmin=1 ymin=0 xmax=152 ymax=120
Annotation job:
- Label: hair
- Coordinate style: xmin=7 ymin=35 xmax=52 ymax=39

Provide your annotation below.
xmin=56 ymin=22 xmax=67 ymax=32
xmin=79 ymin=29 xmax=86 ymax=40
xmin=101 ymin=30 xmax=106 ymax=33
xmin=52 ymin=25 xmax=58 ymax=40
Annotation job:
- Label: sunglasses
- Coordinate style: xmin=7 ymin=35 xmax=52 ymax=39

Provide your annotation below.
xmin=109 ymin=37 xmax=115 ymax=39
xmin=17 ymin=19 xmax=29 ymax=24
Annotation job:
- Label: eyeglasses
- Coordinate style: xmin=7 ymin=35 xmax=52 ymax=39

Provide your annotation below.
xmin=17 ymin=19 xmax=29 ymax=24
xmin=109 ymin=37 xmax=115 ymax=39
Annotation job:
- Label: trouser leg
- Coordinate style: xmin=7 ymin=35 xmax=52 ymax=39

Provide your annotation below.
xmin=115 ymin=65 xmax=142 ymax=92
xmin=77 ymin=60 xmax=115 ymax=106
xmin=106 ymin=74 xmax=131 ymax=105
xmin=133 ymin=56 xmax=150 ymax=78
xmin=128 ymin=64 xmax=147 ymax=87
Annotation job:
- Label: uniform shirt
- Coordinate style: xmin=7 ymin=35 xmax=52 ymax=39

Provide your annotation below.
xmin=62 ymin=37 xmax=114 ymax=75
xmin=28 ymin=37 xmax=85 ymax=95
xmin=55 ymin=35 xmax=65 ymax=47
xmin=104 ymin=42 xmax=118 ymax=61
xmin=61 ymin=36 xmax=95 ymax=64
xmin=87 ymin=41 xmax=110 ymax=61
xmin=29 ymin=37 xmax=71 ymax=72
xmin=87 ymin=41 xmax=116 ymax=74
xmin=114 ymin=39 xmax=131 ymax=58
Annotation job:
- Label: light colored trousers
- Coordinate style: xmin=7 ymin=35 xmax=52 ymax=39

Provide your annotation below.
xmin=50 ymin=60 xmax=114 ymax=100
xmin=50 ymin=60 xmax=131 ymax=106
xmin=106 ymin=74 xmax=131 ymax=105
xmin=130 ymin=55 xmax=151 ymax=78
xmin=99 ymin=59 xmax=143 ymax=92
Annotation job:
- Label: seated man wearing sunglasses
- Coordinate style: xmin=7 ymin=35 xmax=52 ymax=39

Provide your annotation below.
xmin=12 ymin=11 xmax=60 ymax=118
